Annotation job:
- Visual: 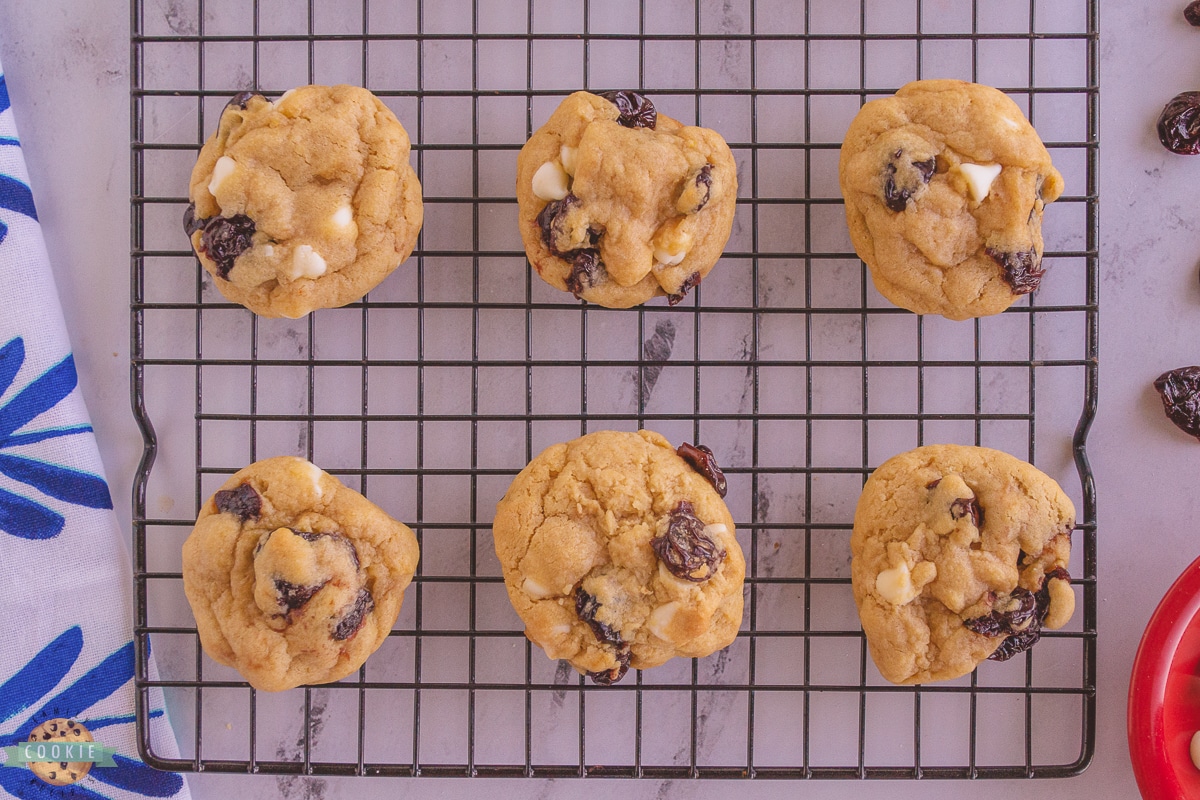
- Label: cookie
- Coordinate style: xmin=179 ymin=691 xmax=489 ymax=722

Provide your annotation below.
xmin=25 ymin=719 xmax=93 ymax=786
xmin=492 ymin=430 xmax=745 ymax=684
xmin=182 ymin=456 xmax=419 ymax=691
xmin=850 ymin=445 xmax=1075 ymax=685
xmin=839 ymin=80 xmax=1064 ymax=320
xmin=185 ymin=85 xmax=423 ymax=318
xmin=516 ymin=91 xmax=738 ymax=308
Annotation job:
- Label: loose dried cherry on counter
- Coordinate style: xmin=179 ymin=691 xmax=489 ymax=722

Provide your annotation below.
xmin=1187 ymin=0 xmax=1200 ymax=26
xmin=1158 ymin=91 xmax=1200 ymax=155
xmin=1154 ymin=366 xmax=1200 ymax=440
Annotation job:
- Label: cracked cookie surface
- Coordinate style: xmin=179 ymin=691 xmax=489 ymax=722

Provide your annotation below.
xmin=516 ymin=91 xmax=738 ymax=308
xmin=182 ymin=456 xmax=419 ymax=691
xmin=839 ymin=80 xmax=1064 ymax=320
xmin=850 ymin=444 xmax=1075 ymax=685
xmin=492 ymin=430 xmax=745 ymax=683
xmin=186 ymin=84 xmax=423 ymax=318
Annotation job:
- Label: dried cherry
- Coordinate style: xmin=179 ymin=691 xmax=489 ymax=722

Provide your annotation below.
xmin=1154 ymin=366 xmax=1200 ymax=440
xmin=676 ymin=442 xmax=728 ymax=497
xmin=214 ymin=483 xmax=261 ymax=520
xmin=332 ymin=589 xmax=375 ymax=641
xmin=987 ymin=247 xmax=1044 ymax=295
xmin=1158 ymin=91 xmax=1200 ymax=155
xmin=597 ymin=90 xmax=657 ymax=129
xmin=651 ymin=500 xmax=726 ymax=582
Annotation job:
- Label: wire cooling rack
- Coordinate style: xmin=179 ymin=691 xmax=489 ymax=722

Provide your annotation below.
xmin=130 ymin=0 xmax=1098 ymax=780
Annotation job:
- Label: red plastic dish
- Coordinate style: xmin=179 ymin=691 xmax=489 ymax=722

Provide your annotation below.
xmin=1129 ymin=553 xmax=1200 ymax=799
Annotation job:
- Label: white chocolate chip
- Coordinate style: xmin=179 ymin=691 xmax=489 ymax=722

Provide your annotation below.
xmin=522 ymin=577 xmax=554 ymax=599
xmin=331 ymin=203 xmax=354 ymax=228
xmin=703 ymin=523 xmax=728 ymax=538
xmin=653 ymin=247 xmax=687 ymax=267
xmin=549 ymin=624 xmax=573 ymax=636
xmin=876 ymin=562 xmax=919 ymax=605
xmin=273 ymin=88 xmax=296 ymax=108
xmin=532 ymin=161 xmax=570 ymax=201
xmin=647 ymin=600 xmax=682 ymax=642
xmin=208 ymin=156 xmax=237 ymax=197
xmin=302 ymin=459 xmax=324 ymax=498
xmin=262 ymin=245 xmax=275 ymax=258
xmin=957 ymin=162 xmax=1002 ymax=202
xmin=560 ymin=145 xmax=578 ymax=176
xmin=290 ymin=245 xmax=327 ymax=280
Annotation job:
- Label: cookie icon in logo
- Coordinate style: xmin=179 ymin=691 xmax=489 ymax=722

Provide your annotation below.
xmin=26 ymin=718 xmax=93 ymax=786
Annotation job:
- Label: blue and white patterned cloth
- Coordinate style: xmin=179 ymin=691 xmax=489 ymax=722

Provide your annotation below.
xmin=0 ymin=63 xmax=189 ymax=799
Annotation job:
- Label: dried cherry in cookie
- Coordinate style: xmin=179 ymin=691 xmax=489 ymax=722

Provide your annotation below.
xmin=882 ymin=151 xmax=936 ymax=213
xmin=597 ymin=90 xmax=657 ymax=129
xmin=987 ymin=247 xmax=1045 ymax=295
xmin=666 ymin=271 xmax=701 ymax=306
xmin=651 ymin=500 xmax=727 ymax=583
xmin=214 ymin=482 xmax=262 ymax=520
xmin=676 ymin=442 xmax=728 ymax=497
xmin=575 ymin=586 xmax=624 ymax=649
xmin=198 ymin=214 xmax=257 ymax=280
xmin=332 ymin=589 xmax=375 ymax=641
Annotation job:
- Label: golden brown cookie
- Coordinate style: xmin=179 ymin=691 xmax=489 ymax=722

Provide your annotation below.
xmin=25 ymin=719 xmax=93 ymax=786
xmin=517 ymin=91 xmax=738 ymax=308
xmin=492 ymin=430 xmax=745 ymax=684
xmin=182 ymin=456 xmax=419 ymax=691
xmin=850 ymin=445 xmax=1075 ymax=685
xmin=185 ymin=85 xmax=423 ymax=318
xmin=839 ymin=80 xmax=1064 ymax=320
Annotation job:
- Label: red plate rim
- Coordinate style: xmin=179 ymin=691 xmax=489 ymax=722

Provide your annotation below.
xmin=1128 ymin=553 xmax=1200 ymax=799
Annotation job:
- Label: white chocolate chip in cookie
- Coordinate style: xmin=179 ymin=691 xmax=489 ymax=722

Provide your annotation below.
xmin=653 ymin=247 xmax=687 ymax=267
xmin=647 ymin=600 xmax=683 ymax=642
xmin=289 ymin=245 xmax=328 ymax=280
xmin=331 ymin=202 xmax=354 ymax=229
xmin=876 ymin=560 xmax=936 ymax=605
xmin=560 ymin=145 xmax=578 ymax=176
xmin=532 ymin=161 xmax=570 ymax=201
xmin=956 ymin=162 xmax=1002 ymax=202
xmin=297 ymin=458 xmax=324 ymax=498
xmin=876 ymin=562 xmax=915 ymax=605
xmin=208 ymin=156 xmax=237 ymax=197
xmin=522 ymin=576 xmax=555 ymax=599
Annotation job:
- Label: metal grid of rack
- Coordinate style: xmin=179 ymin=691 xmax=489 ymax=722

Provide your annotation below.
xmin=131 ymin=0 xmax=1098 ymax=779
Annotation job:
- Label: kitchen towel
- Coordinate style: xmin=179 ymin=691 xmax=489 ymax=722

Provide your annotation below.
xmin=0 ymin=60 xmax=189 ymax=799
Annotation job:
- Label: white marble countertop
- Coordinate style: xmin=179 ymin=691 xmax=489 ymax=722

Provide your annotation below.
xmin=0 ymin=0 xmax=1189 ymax=797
